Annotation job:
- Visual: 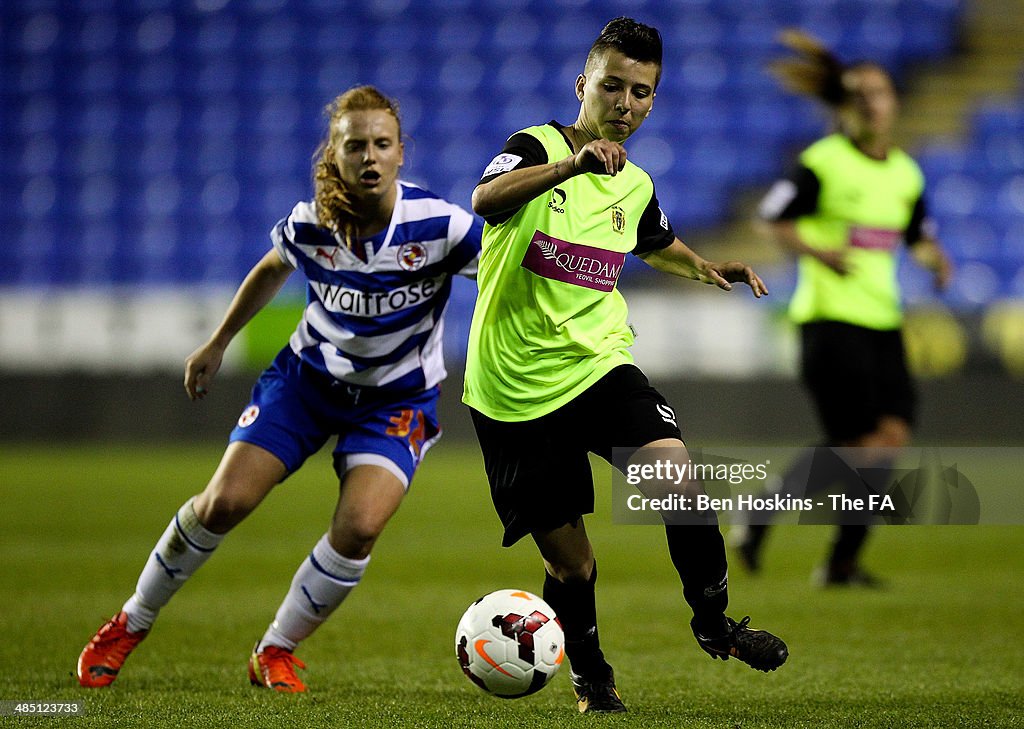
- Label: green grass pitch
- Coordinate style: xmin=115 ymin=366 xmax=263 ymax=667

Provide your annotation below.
xmin=1 ymin=442 xmax=1022 ymax=727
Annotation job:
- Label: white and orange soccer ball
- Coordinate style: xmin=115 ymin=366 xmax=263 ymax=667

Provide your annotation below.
xmin=455 ymin=589 xmax=565 ymax=698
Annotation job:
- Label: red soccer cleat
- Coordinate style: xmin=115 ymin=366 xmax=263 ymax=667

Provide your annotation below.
xmin=248 ymin=644 xmax=307 ymax=693
xmin=77 ymin=612 xmax=149 ymax=687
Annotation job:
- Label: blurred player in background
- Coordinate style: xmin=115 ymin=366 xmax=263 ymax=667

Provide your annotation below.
xmin=464 ymin=17 xmax=788 ymax=714
xmin=77 ymin=85 xmax=482 ymax=692
xmin=734 ymin=31 xmax=952 ymax=585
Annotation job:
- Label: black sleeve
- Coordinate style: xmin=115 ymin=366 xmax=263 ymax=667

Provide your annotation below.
xmin=477 ymin=133 xmax=549 ymax=225
xmin=478 ymin=133 xmax=548 ymax=184
xmin=757 ymin=164 xmax=821 ymax=221
xmin=904 ymin=194 xmax=932 ymax=246
xmin=633 ymin=191 xmax=675 ymax=256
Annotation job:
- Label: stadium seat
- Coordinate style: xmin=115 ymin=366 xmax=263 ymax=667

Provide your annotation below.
xmin=2 ymin=0 xmax=971 ymax=290
xmin=371 ymin=52 xmax=422 ymax=94
xmin=932 ymin=173 xmax=984 ymax=217
xmin=663 ymin=11 xmax=724 ymax=51
xmin=917 ymin=144 xmax=970 ymax=180
xmin=494 ymin=53 xmax=546 ymax=94
xmin=937 ymin=217 xmax=1000 ymax=264
xmin=1001 ymin=221 xmax=1024 ymax=262
xmin=997 ymin=175 xmax=1024 ymax=218
xmin=655 ymin=184 xmax=730 ymax=231
xmin=972 ymin=103 xmax=1024 ymax=139
xmin=974 ymin=135 xmax=1024 ymax=176
xmin=676 ymin=52 xmax=730 ymax=93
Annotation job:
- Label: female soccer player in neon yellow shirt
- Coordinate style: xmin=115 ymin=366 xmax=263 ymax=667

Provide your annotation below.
xmin=737 ymin=31 xmax=952 ymax=585
xmin=465 ymin=17 xmax=787 ymax=714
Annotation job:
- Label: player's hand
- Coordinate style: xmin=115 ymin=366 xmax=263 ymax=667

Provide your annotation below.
xmin=698 ymin=260 xmax=769 ymax=298
xmin=573 ymin=139 xmax=628 ymax=176
xmin=184 ymin=341 xmax=226 ymax=401
xmin=923 ymin=244 xmax=953 ymax=292
xmin=932 ymin=255 xmax=953 ymax=292
xmin=815 ymin=249 xmax=850 ymax=275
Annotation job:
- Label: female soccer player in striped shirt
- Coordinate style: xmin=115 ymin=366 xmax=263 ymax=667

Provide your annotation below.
xmin=77 ymin=85 xmax=481 ymax=692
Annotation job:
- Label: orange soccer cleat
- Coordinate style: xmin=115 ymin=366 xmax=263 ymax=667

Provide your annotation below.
xmin=77 ymin=611 xmax=149 ymax=687
xmin=247 ymin=644 xmax=307 ymax=693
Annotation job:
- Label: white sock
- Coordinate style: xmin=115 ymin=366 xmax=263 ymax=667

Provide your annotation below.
xmin=122 ymin=497 xmax=224 ymax=633
xmin=259 ymin=534 xmax=369 ymax=652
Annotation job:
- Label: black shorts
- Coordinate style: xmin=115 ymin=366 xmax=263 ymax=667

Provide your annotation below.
xmin=469 ymin=364 xmax=682 ymax=546
xmin=800 ymin=321 xmax=916 ymax=443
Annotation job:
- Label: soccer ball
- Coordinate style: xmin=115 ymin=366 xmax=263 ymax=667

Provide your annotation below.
xmin=455 ymin=589 xmax=565 ymax=698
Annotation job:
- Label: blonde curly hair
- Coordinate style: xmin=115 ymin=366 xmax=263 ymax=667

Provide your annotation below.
xmin=313 ymin=85 xmax=401 ymax=248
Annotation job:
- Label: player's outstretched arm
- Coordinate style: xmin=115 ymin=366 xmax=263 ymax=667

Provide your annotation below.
xmin=184 ymin=249 xmax=294 ymax=400
xmin=764 ymin=220 xmax=849 ymax=275
xmin=472 ymin=139 xmax=627 ymax=218
xmin=639 ymin=238 xmax=768 ymax=298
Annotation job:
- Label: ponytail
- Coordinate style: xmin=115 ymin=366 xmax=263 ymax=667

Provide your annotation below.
xmin=768 ymin=29 xmax=848 ymax=107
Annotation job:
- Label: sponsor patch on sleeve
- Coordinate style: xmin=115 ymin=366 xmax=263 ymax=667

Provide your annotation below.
xmin=482 ymin=153 xmax=523 ymax=177
xmin=757 ymin=180 xmax=798 ymax=220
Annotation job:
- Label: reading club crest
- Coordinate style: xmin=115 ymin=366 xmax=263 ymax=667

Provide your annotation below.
xmin=611 ymin=206 xmax=626 ymax=234
xmin=237 ymin=405 xmax=260 ymax=428
xmin=398 ymin=242 xmax=428 ymax=271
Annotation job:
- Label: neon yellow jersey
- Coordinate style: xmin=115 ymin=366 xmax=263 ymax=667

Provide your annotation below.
xmin=463 ymin=124 xmax=671 ymax=421
xmin=788 ymin=134 xmax=924 ymax=330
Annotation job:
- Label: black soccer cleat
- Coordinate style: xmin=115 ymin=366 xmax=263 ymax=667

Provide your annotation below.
xmin=570 ymin=668 xmax=627 ymax=714
xmin=692 ymin=615 xmax=788 ymax=672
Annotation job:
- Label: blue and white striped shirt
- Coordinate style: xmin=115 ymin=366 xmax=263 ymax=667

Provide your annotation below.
xmin=271 ymin=181 xmax=481 ymax=392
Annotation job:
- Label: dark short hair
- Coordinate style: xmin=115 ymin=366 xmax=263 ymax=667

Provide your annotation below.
xmin=586 ymin=17 xmax=663 ymax=86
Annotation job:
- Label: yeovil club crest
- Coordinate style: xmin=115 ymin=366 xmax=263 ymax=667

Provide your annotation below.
xmin=611 ymin=206 xmax=626 ymax=234
xmin=398 ymin=242 xmax=428 ymax=271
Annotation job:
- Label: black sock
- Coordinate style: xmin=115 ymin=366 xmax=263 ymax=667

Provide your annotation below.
xmin=827 ymin=454 xmax=890 ymax=573
xmin=787 ymin=443 xmax=832 ymax=497
xmin=542 ymin=564 xmax=609 ymax=679
xmin=745 ymin=445 xmax=821 ymax=538
xmin=665 ymin=522 xmax=729 ymax=636
xmin=828 ymin=524 xmax=870 ymax=576
xmin=743 ymin=522 xmax=768 ymax=550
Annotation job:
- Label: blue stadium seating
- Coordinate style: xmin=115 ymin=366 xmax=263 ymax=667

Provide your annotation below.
xmin=911 ymin=77 xmax=1024 ymax=305
xmin=1 ymin=0 xmax=968 ymax=292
